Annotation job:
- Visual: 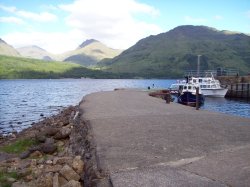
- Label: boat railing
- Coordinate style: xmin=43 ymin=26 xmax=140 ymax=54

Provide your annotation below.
xmin=185 ymin=69 xmax=239 ymax=77
xmin=185 ymin=70 xmax=217 ymax=77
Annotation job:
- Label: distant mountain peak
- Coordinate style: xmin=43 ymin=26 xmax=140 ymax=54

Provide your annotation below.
xmin=16 ymin=45 xmax=53 ymax=60
xmin=61 ymin=39 xmax=122 ymax=66
xmin=169 ymin=25 xmax=218 ymax=33
xmin=19 ymin=45 xmax=47 ymax=52
xmin=169 ymin=25 xmax=246 ymax=36
xmin=0 ymin=38 xmax=20 ymax=57
xmin=78 ymin=39 xmax=99 ymax=49
xmin=162 ymin=25 xmax=244 ymax=40
xmin=0 ymin=38 xmax=7 ymax=44
xmin=31 ymin=45 xmax=46 ymax=50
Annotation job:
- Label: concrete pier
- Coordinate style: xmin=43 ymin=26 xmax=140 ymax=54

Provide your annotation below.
xmin=80 ymin=89 xmax=250 ymax=186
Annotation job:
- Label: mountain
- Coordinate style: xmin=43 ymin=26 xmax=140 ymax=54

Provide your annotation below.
xmin=60 ymin=39 xmax=122 ymax=66
xmin=0 ymin=38 xmax=20 ymax=57
xmin=17 ymin=45 xmax=54 ymax=61
xmin=99 ymin=25 xmax=250 ymax=78
xmin=78 ymin=39 xmax=97 ymax=48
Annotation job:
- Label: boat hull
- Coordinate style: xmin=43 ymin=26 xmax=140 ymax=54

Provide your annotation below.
xmin=201 ymin=88 xmax=228 ymax=97
xmin=178 ymin=92 xmax=205 ymax=106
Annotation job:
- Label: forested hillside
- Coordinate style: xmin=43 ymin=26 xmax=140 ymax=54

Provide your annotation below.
xmin=99 ymin=25 xmax=250 ymax=78
xmin=0 ymin=55 xmax=119 ymax=79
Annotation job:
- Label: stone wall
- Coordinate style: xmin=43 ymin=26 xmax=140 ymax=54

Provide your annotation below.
xmin=217 ymin=75 xmax=250 ymax=85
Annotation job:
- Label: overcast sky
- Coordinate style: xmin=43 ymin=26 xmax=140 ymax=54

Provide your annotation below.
xmin=1 ymin=0 xmax=250 ymax=54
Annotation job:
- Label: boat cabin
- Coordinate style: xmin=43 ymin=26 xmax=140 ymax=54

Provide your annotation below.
xmin=179 ymin=83 xmax=202 ymax=94
xmin=188 ymin=76 xmax=221 ymax=89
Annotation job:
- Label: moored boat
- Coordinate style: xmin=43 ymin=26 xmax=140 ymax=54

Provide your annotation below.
xmin=170 ymin=73 xmax=228 ymax=97
xmin=169 ymin=80 xmax=186 ymax=94
xmin=177 ymin=83 xmax=205 ymax=106
xmin=187 ymin=73 xmax=228 ymax=97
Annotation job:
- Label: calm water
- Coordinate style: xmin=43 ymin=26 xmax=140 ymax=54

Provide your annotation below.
xmin=0 ymin=79 xmax=249 ymax=134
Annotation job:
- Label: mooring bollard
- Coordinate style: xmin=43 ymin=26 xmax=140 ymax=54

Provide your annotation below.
xmin=196 ymin=87 xmax=199 ymax=110
xmin=164 ymin=91 xmax=171 ymax=104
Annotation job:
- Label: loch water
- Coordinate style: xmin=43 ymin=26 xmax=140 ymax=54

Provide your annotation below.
xmin=0 ymin=79 xmax=249 ymax=134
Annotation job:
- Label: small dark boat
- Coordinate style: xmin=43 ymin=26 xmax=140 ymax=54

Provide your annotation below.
xmin=177 ymin=83 xmax=205 ymax=107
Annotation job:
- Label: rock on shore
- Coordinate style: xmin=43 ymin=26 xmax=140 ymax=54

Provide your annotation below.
xmin=0 ymin=106 xmax=86 ymax=187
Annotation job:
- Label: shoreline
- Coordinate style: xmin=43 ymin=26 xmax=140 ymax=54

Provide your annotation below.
xmin=0 ymin=104 xmax=99 ymax=187
xmin=0 ymin=106 xmax=70 ymax=136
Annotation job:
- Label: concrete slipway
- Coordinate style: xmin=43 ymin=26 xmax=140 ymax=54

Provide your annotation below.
xmin=80 ymin=89 xmax=250 ymax=187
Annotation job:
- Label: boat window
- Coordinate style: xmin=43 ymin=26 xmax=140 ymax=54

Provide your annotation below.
xmin=184 ymin=86 xmax=187 ymax=89
xmin=188 ymin=86 xmax=191 ymax=89
xmin=207 ymin=85 xmax=210 ymax=88
xmin=199 ymin=79 xmax=202 ymax=83
xmin=179 ymin=85 xmax=183 ymax=90
xmin=193 ymin=79 xmax=196 ymax=83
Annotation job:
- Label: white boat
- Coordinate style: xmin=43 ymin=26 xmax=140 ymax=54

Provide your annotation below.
xmin=170 ymin=73 xmax=228 ymax=97
xmin=169 ymin=80 xmax=187 ymax=94
xmin=188 ymin=73 xmax=228 ymax=97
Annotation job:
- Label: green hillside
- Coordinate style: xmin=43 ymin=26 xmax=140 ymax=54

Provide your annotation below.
xmin=0 ymin=55 xmax=118 ymax=79
xmin=99 ymin=25 xmax=250 ymax=78
xmin=63 ymin=54 xmax=97 ymax=66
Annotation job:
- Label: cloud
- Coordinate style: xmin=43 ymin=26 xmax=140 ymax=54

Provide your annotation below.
xmin=0 ymin=4 xmax=16 ymax=12
xmin=59 ymin=0 xmax=162 ymax=49
xmin=2 ymin=30 xmax=86 ymax=54
xmin=0 ymin=4 xmax=57 ymax=22
xmin=184 ymin=16 xmax=207 ymax=24
xmin=1 ymin=0 xmax=162 ymax=53
xmin=16 ymin=11 xmax=57 ymax=22
xmin=0 ymin=16 xmax=25 ymax=25
xmin=214 ymin=15 xmax=223 ymax=20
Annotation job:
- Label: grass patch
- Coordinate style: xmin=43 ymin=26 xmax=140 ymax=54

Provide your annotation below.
xmin=0 ymin=139 xmax=38 ymax=154
xmin=0 ymin=170 xmax=20 ymax=187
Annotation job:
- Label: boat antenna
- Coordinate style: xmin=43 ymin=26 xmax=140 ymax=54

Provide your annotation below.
xmin=197 ymin=55 xmax=201 ymax=77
